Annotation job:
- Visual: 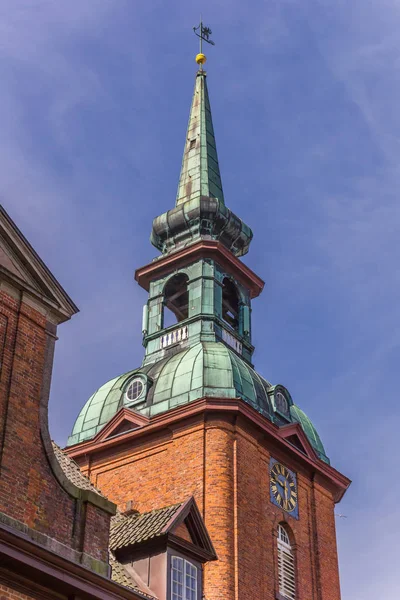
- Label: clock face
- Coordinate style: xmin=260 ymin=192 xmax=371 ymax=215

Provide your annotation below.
xmin=270 ymin=460 xmax=298 ymax=516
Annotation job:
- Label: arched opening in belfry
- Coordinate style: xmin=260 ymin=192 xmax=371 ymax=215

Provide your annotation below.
xmin=222 ymin=277 xmax=240 ymax=331
xmin=163 ymin=273 xmax=189 ymax=327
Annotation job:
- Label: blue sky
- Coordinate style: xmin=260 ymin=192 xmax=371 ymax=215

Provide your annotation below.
xmin=2 ymin=1 xmax=399 ymax=598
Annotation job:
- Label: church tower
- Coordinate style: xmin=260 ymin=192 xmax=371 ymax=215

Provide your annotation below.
xmin=66 ymin=33 xmax=350 ymax=600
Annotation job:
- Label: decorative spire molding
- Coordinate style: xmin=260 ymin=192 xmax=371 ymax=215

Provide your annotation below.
xmin=176 ymin=23 xmax=223 ymax=206
xmin=151 ymin=25 xmax=252 ymax=257
xmin=175 ymin=71 xmax=224 ymax=206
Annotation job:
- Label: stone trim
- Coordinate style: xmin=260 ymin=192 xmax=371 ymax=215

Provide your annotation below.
xmin=0 ymin=514 xmax=150 ymax=599
xmin=0 ymin=511 xmax=110 ymax=577
xmin=66 ymin=397 xmax=351 ymax=502
xmin=40 ymin=320 xmax=116 ymax=515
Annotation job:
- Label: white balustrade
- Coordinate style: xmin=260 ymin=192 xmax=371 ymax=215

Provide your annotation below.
xmin=221 ymin=328 xmax=242 ymax=354
xmin=160 ymin=325 xmax=188 ymax=349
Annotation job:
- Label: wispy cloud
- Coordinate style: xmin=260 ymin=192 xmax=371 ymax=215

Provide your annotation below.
xmin=1 ymin=1 xmax=398 ymax=598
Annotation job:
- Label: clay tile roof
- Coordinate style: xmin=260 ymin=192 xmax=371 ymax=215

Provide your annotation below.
xmin=52 ymin=441 xmax=106 ymax=497
xmin=110 ymin=502 xmax=183 ymax=552
xmin=109 ymin=557 xmax=138 ymax=590
xmin=109 ymin=557 xmax=156 ymax=599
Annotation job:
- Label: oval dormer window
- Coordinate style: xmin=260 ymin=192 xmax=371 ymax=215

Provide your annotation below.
xmin=125 ymin=378 xmax=144 ymax=403
xmin=275 ymin=391 xmax=289 ymax=416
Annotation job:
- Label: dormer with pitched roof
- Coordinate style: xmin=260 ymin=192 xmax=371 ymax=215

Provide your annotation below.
xmin=110 ymin=497 xmax=216 ymax=600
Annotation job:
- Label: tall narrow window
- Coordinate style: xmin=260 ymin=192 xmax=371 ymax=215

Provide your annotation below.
xmin=277 ymin=524 xmax=296 ymax=600
xmin=171 ymin=556 xmax=197 ymax=600
xmin=163 ymin=274 xmax=189 ymax=327
xmin=222 ymin=277 xmax=239 ymax=331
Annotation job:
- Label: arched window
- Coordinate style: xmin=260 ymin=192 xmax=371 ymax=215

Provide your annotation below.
xmin=277 ymin=524 xmax=296 ymax=599
xmin=171 ymin=556 xmax=197 ymax=600
xmin=163 ymin=274 xmax=189 ymax=327
xmin=222 ymin=277 xmax=240 ymax=330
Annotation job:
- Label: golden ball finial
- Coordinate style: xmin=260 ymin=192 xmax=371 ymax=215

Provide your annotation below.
xmin=196 ymin=53 xmax=207 ymax=65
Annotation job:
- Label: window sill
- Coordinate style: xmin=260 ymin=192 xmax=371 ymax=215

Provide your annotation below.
xmin=276 ymin=593 xmax=293 ymax=600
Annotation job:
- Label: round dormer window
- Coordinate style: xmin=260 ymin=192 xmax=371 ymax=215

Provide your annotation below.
xmin=125 ymin=378 xmax=144 ymax=403
xmin=275 ymin=391 xmax=289 ymax=416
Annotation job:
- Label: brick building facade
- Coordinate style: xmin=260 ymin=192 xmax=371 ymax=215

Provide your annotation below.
xmin=0 ymin=204 xmax=214 ymax=599
xmin=0 ymin=206 xmax=157 ymax=599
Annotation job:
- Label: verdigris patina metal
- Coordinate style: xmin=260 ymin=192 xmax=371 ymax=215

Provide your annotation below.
xmin=68 ymin=47 xmax=330 ymax=467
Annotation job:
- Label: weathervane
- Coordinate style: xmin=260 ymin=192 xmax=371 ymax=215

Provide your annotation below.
xmin=193 ymin=19 xmax=215 ymax=68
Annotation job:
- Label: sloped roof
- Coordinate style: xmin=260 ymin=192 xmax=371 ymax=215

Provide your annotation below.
xmin=110 ymin=503 xmax=182 ymax=552
xmin=109 ymin=557 xmax=139 ymax=590
xmin=67 ymin=341 xmax=274 ymax=446
xmin=67 ymin=339 xmax=329 ymax=464
xmin=52 ymin=444 xmax=155 ymax=598
xmin=290 ymin=405 xmax=329 ymax=464
xmin=109 ymin=557 xmax=156 ymax=599
xmin=175 ymin=70 xmax=224 ymax=206
xmin=0 ymin=205 xmax=78 ymax=323
xmin=52 ymin=441 xmax=106 ymax=497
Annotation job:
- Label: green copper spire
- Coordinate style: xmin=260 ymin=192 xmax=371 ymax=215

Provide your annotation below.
xmin=68 ymin=32 xmax=331 ymax=467
xmin=151 ymin=61 xmax=253 ymax=257
xmin=176 ymin=70 xmax=225 ymax=206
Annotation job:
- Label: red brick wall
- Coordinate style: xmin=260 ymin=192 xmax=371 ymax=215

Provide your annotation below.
xmin=313 ymin=483 xmax=341 ymax=600
xmin=203 ymin=420 xmax=235 ymax=600
xmin=79 ymin=412 xmax=342 ymax=600
xmin=0 ymin=583 xmax=37 ymax=600
xmin=0 ymin=292 xmax=19 ymax=466
xmin=84 ymin=503 xmax=111 ymax=562
xmin=0 ymin=293 xmax=75 ymax=540
xmin=173 ymin=521 xmax=192 ymax=543
xmin=236 ymin=427 xmax=264 ymax=598
xmin=0 ymin=290 xmax=110 ymax=563
xmin=89 ymin=425 xmax=205 ymax=512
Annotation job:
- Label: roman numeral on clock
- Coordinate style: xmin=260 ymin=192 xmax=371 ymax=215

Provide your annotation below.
xmin=270 ymin=461 xmax=298 ymax=516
